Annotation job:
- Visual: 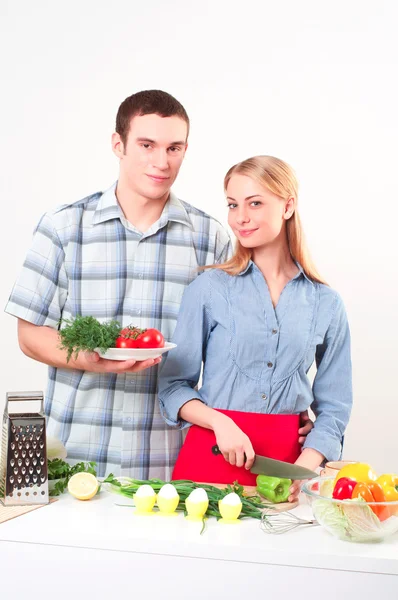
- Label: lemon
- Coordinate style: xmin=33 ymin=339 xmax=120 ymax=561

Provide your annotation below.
xmin=68 ymin=472 xmax=99 ymax=500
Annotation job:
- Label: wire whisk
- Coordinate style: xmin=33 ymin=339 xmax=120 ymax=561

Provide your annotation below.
xmin=260 ymin=508 xmax=319 ymax=535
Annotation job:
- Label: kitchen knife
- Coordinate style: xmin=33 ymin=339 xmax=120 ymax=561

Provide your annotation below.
xmin=211 ymin=445 xmax=318 ymax=480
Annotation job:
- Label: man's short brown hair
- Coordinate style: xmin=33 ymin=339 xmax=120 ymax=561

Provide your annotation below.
xmin=116 ymin=90 xmax=190 ymax=146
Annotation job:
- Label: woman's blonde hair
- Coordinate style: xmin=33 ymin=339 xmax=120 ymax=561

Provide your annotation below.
xmin=209 ymin=155 xmax=326 ymax=285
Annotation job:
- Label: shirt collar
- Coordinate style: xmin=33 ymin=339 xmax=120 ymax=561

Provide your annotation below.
xmin=294 ymin=261 xmax=314 ymax=285
xmin=237 ymin=259 xmax=314 ymax=284
xmin=92 ymin=182 xmax=193 ymax=230
xmin=160 ymin=191 xmax=193 ymax=230
xmin=92 ymin=182 xmax=123 ymax=225
xmin=237 ymin=260 xmax=253 ymax=276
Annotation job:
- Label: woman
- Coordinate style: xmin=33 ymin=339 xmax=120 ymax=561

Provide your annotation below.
xmin=158 ymin=156 xmax=352 ymax=501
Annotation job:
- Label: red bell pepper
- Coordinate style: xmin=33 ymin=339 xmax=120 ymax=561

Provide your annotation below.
xmin=332 ymin=477 xmax=357 ymax=500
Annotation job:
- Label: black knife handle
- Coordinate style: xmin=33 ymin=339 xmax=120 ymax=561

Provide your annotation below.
xmin=212 ymin=445 xmax=248 ymax=461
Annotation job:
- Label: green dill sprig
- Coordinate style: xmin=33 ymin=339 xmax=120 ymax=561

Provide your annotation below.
xmin=58 ymin=315 xmax=122 ymax=362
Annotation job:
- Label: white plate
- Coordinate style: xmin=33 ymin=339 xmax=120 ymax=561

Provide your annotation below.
xmin=94 ymin=342 xmax=177 ymax=361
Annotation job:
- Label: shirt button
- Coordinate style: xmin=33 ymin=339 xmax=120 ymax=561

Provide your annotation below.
xmin=267 ymin=362 xmax=273 ymax=368
xmin=138 ymin=273 xmax=143 ymax=279
xmin=272 ymin=329 xmax=278 ymax=335
xmin=136 ymin=309 xmax=141 ymax=315
xmin=261 ymin=394 xmax=267 ymax=400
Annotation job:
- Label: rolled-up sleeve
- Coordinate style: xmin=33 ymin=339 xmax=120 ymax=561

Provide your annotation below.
xmin=4 ymin=212 xmax=67 ymax=329
xmin=304 ymin=293 xmax=353 ymax=461
xmin=158 ymin=274 xmax=214 ymax=428
xmin=215 ymin=229 xmax=233 ymax=264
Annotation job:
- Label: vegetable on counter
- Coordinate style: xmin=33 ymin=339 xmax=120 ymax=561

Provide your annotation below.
xmin=332 ymin=477 xmax=357 ymax=500
xmin=58 ymin=315 xmax=165 ymax=361
xmin=256 ymin=474 xmax=291 ymax=504
xmin=334 ymin=462 xmax=377 ymax=486
xmin=312 ymin=496 xmax=384 ymax=543
xmin=103 ymin=475 xmax=265 ymax=526
xmin=376 ymin=474 xmax=398 ymax=513
xmin=352 ymin=482 xmax=390 ymax=521
xmin=329 ymin=464 xmax=398 ymax=524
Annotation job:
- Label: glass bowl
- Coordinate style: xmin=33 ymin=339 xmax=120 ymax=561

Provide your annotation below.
xmin=301 ymin=476 xmax=398 ymax=543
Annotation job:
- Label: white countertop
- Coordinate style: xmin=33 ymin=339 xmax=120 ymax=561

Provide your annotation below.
xmin=1 ymin=490 xmax=398 ymax=576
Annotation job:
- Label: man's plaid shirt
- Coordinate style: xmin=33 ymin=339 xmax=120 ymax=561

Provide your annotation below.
xmin=5 ymin=182 xmax=231 ymax=478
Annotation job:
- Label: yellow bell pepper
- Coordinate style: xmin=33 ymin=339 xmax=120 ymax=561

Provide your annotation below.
xmin=376 ymin=474 xmax=398 ymax=515
xmin=334 ymin=462 xmax=377 ymax=485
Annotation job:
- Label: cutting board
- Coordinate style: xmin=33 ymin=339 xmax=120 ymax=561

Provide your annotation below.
xmin=199 ymin=482 xmax=298 ymax=512
xmin=0 ymin=498 xmax=58 ymax=524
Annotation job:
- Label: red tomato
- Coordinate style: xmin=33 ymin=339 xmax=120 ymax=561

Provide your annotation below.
xmin=115 ymin=336 xmax=140 ymax=348
xmin=120 ymin=326 xmax=142 ymax=339
xmin=136 ymin=328 xmax=165 ymax=349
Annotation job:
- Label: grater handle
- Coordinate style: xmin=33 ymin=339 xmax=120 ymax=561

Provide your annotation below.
xmin=6 ymin=391 xmax=44 ymax=413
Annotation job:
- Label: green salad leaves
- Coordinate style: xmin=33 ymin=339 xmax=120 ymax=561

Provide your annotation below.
xmin=312 ymin=497 xmax=384 ymax=542
xmin=48 ymin=458 xmax=97 ymax=496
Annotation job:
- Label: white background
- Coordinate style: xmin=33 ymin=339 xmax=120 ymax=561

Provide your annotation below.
xmin=1 ymin=0 xmax=397 ymax=472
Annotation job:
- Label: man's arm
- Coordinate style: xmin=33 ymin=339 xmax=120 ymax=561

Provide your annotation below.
xmin=18 ymin=319 xmax=160 ymax=374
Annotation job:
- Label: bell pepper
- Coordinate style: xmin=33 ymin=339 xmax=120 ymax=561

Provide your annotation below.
xmin=334 ymin=462 xmax=377 ymax=485
xmin=332 ymin=477 xmax=357 ymax=500
xmin=256 ymin=475 xmax=292 ymax=503
xmin=376 ymin=474 xmax=398 ymax=515
xmin=352 ymin=481 xmax=390 ymax=521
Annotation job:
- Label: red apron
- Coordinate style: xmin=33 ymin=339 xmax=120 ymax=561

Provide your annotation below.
xmin=172 ymin=409 xmax=301 ymax=486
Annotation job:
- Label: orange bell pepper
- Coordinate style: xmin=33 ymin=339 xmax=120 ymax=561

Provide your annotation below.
xmin=376 ymin=474 xmax=398 ymax=515
xmin=352 ymin=481 xmax=390 ymax=521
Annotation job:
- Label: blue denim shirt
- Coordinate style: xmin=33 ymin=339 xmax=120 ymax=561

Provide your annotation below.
xmin=158 ymin=261 xmax=353 ymax=461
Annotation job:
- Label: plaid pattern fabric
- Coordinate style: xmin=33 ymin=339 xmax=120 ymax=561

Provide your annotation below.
xmin=5 ymin=182 xmax=231 ymax=478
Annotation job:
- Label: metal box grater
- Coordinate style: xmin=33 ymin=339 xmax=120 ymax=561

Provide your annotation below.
xmin=0 ymin=391 xmax=49 ymax=506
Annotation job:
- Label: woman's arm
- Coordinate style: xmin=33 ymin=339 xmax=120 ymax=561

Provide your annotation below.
xmin=303 ymin=292 xmax=353 ymax=462
xmin=179 ymin=400 xmax=255 ymax=469
xmin=158 ymin=274 xmax=214 ymax=427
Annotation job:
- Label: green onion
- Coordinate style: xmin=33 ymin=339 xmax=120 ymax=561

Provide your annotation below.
xmin=103 ymin=474 xmax=266 ymax=526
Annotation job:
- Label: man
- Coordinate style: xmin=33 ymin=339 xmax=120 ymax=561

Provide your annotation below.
xmin=5 ymin=89 xmax=312 ymax=479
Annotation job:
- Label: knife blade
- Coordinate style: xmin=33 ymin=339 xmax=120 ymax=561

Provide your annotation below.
xmin=250 ymin=454 xmax=318 ymax=480
xmin=211 ymin=445 xmax=318 ymax=480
